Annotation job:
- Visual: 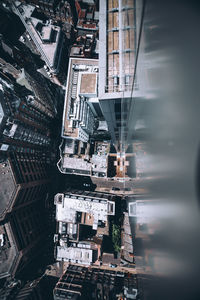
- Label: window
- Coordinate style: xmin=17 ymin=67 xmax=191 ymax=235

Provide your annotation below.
xmin=114 ymin=102 xmax=121 ymax=113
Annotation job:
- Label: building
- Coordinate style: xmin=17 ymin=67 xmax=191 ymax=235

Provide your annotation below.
xmin=54 ymin=189 xmax=116 ymax=265
xmin=61 ymin=58 xmax=99 ymax=141
xmin=99 ymin=0 xmax=136 ymax=151
xmin=53 ymin=264 xmax=138 ymax=300
xmin=57 ymin=58 xmax=110 ymax=178
xmin=94 ymin=0 xmax=137 ymax=181
xmin=57 ymin=139 xmax=109 ymax=177
xmin=0 ymin=71 xmax=53 ymax=154
xmin=0 ymin=273 xmax=57 ymax=300
xmin=0 ymin=31 xmax=60 ymax=117
xmin=0 ymin=33 xmax=59 ymax=115
xmin=12 ymin=2 xmax=65 ymax=74
xmin=0 ymin=30 xmax=61 ymax=156
xmin=18 ymin=0 xmax=74 ymax=24
xmin=121 ymin=212 xmax=134 ymax=264
xmin=70 ymin=33 xmax=97 ymax=59
xmin=14 ymin=0 xmax=74 ymax=39
xmin=0 ymin=5 xmax=25 ymax=42
xmin=75 ymin=0 xmax=99 ymax=33
xmin=0 ymin=151 xmax=51 ymax=279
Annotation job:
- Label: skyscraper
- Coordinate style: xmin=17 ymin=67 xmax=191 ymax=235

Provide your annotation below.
xmin=99 ymin=0 xmax=136 ymax=151
xmin=0 ymin=151 xmax=51 ymax=279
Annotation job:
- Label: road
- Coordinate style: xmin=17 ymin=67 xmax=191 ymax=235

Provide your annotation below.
xmin=62 ymin=173 xmax=149 ymax=196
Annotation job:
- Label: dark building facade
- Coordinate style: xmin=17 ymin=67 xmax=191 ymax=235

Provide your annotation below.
xmin=0 ymin=5 xmax=25 ymax=42
xmin=0 ymin=151 xmax=51 ymax=279
xmin=0 ymin=34 xmax=58 ymax=115
xmin=0 ymin=273 xmax=57 ymax=300
xmin=0 ymin=45 xmax=60 ymax=156
xmin=53 ymin=264 xmax=138 ymax=300
xmin=0 ymin=72 xmax=52 ymax=154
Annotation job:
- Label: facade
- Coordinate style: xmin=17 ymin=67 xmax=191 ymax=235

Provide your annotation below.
xmin=0 ymin=32 xmax=56 ymax=108
xmin=0 ymin=274 xmax=56 ymax=300
xmin=0 ymin=31 xmax=61 ymax=156
xmin=54 ymin=189 xmax=116 ymax=265
xmin=0 ymin=4 xmax=25 ymax=42
xmin=0 ymin=34 xmax=59 ymax=115
xmin=99 ymin=0 xmax=136 ymax=150
xmin=53 ymin=264 xmax=138 ymax=300
xmin=0 ymin=152 xmax=50 ymax=279
xmin=0 ymin=71 xmax=52 ymax=154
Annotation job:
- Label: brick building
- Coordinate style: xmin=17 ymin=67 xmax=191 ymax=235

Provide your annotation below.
xmin=53 ymin=264 xmax=138 ymax=300
xmin=54 ymin=189 xmax=116 ymax=266
xmin=0 ymin=151 xmax=51 ymax=279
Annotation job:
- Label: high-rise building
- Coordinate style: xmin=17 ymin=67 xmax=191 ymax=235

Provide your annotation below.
xmin=0 ymin=71 xmax=53 ymax=154
xmin=61 ymin=58 xmax=99 ymax=142
xmin=0 ymin=151 xmax=51 ymax=279
xmin=97 ymin=0 xmax=137 ymax=180
xmin=0 ymin=34 xmax=59 ymax=116
xmin=53 ymin=264 xmax=138 ymax=300
xmin=99 ymin=0 xmax=136 ymax=150
xmin=12 ymin=1 xmax=66 ymax=75
xmin=0 ymin=273 xmax=57 ymax=300
xmin=0 ymin=5 xmax=25 ymax=42
xmin=57 ymin=58 xmax=110 ymax=177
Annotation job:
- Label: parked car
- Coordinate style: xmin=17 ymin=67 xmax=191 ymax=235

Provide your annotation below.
xmin=83 ymin=183 xmax=90 ymax=188
xmin=47 ymin=71 xmax=52 ymax=78
xmin=19 ymin=36 xmax=25 ymax=42
xmin=111 ymin=187 xmax=120 ymax=191
xmin=26 ymin=33 xmax=31 ymax=41
xmin=44 ymin=65 xmax=49 ymax=71
xmin=109 ymin=263 xmax=117 ymax=268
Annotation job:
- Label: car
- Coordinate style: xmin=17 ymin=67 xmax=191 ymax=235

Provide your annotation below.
xmin=111 ymin=187 xmax=120 ymax=191
xmin=47 ymin=71 xmax=52 ymax=78
xmin=26 ymin=33 xmax=31 ymax=41
xmin=19 ymin=36 xmax=25 ymax=42
xmin=44 ymin=65 xmax=49 ymax=71
xmin=83 ymin=183 xmax=90 ymax=187
xmin=109 ymin=263 xmax=117 ymax=268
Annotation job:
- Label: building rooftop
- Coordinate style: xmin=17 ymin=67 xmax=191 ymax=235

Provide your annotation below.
xmin=54 ymin=190 xmax=116 ymax=265
xmin=56 ymin=246 xmax=93 ymax=265
xmin=0 ymin=159 xmax=17 ymax=221
xmin=14 ymin=3 xmax=63 ymax=72
xmin=99 ymin=0 xmax=135 ymax=98
xmin=55 ymin=190 xmax=115 ymax=229
xmin=80 ymin=73 xmax=97 ymax=95
xmin=63 ymin=156 xmax=91 ymax=172
xmin=58 ymin=140 xmax=109 ymax=178
xmin=42 ymin=26 xmax=52 ymax=40
xmin=62 ymin=58 xmax=98 ymax=140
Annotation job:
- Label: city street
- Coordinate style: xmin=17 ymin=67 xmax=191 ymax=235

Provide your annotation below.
xmin=62 ymin=173 xmax=149 ymax=196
